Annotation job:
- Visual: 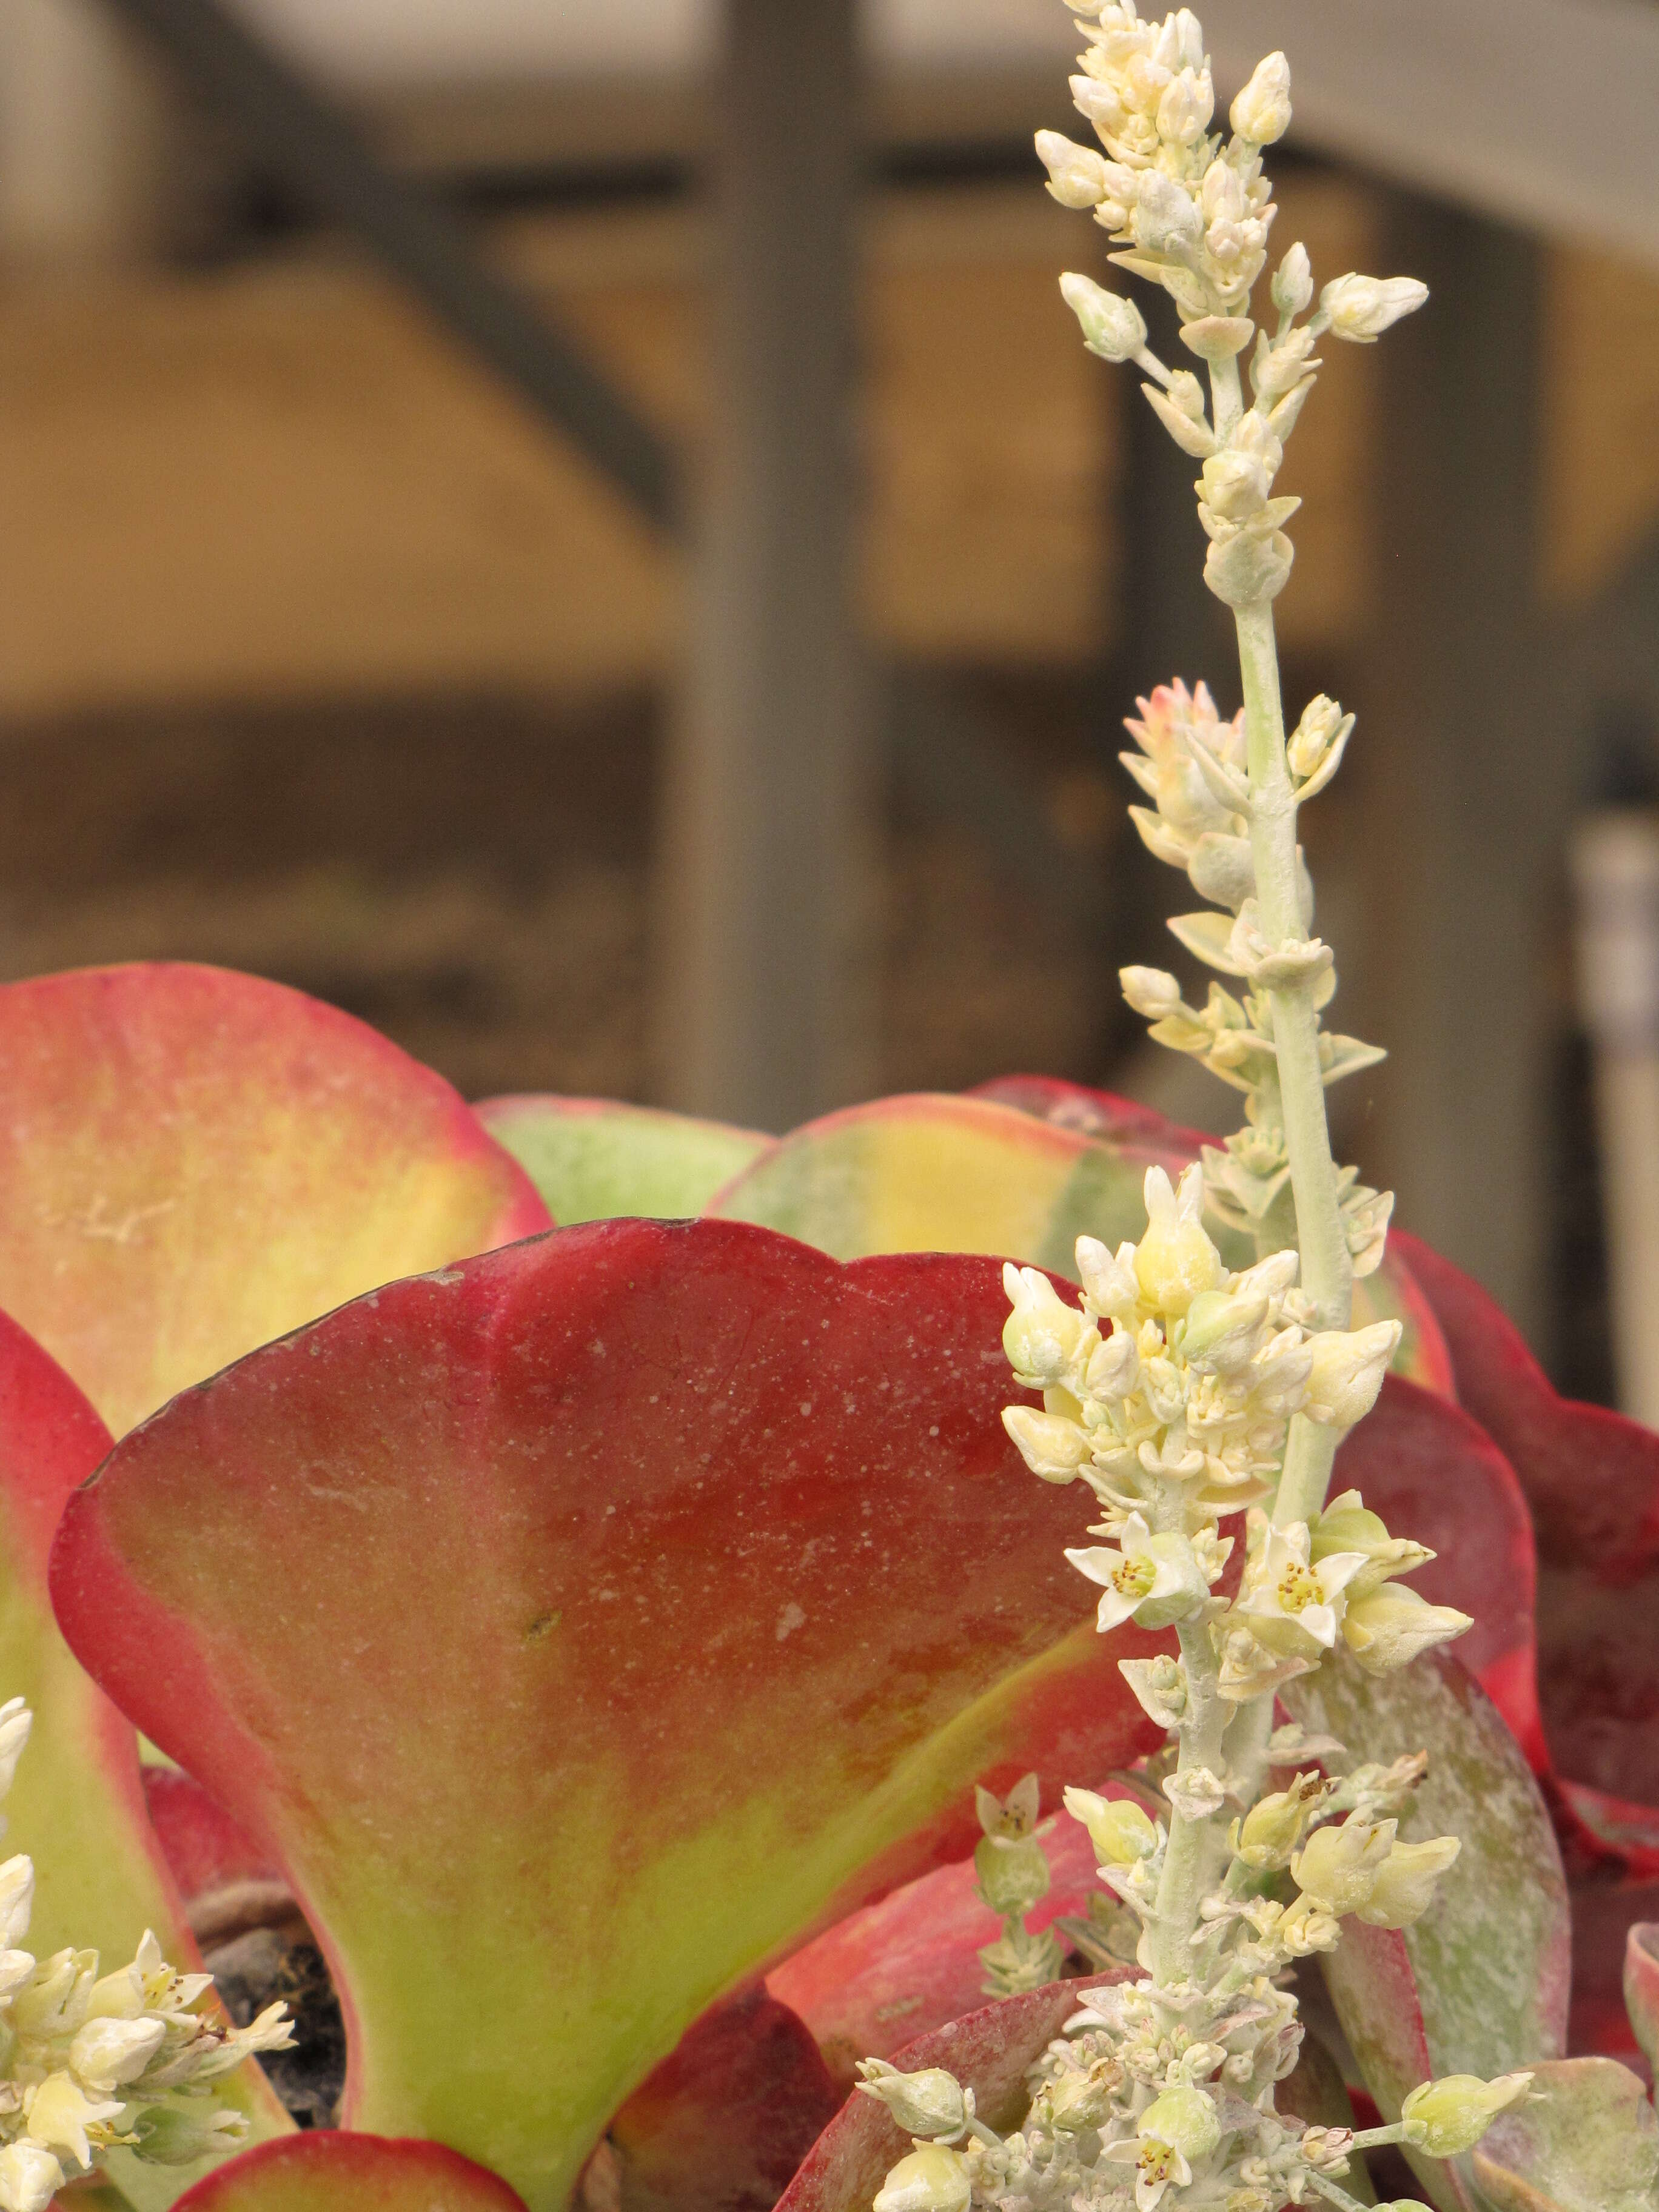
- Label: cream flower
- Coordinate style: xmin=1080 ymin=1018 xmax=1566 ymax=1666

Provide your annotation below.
xmin=1235 ymin=1516 xmax=1369 ymax=1655
xmin=1066 ymin=1512 xmax=1211 ymax=1630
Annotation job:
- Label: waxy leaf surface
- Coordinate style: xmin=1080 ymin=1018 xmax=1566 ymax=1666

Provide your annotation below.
xmin=478 ymin=1095 xmax=771 ymax=1226
xmin=707 ymin=1091 xmax=1449 ymax=1389
xmin=1396 ymin=1232 xmax=1659 ymax=1869
xmin=52 ymin=1219 xmax=1159 ymax=2212
xmin=171 ymin=2135 xmax=529 ymax=2212
xmin=776 ymin=1979 xmax=1112 ymax=2212
xmin=768 ymin=1808 xmax=1105 ymax=2086
xmin=1471 ymin=2057 xmax=1659 ymax=2212
xmin=1287 ymin=1651 xmax=1570 ymax=2212
xmin=0 ymin=964 xmax=547 ymax=1436
xmin=0 ymin=1309 xmax=289 ymax=2204
xmin=607 ymin=1989 xmax=840 ymax=2212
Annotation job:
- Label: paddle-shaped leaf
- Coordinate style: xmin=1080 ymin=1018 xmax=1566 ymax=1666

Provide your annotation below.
xmin=52 ymin=1219 xmax=1159 ymax=2212
xmin=171 ymin=2135 xmax=529 ymax=2212
xmin=0 ymin=963 xmax=547 ymax=1436
xmin=606 ymin=1989 xmax=840 ymax=2212
xmin=0 ymin=1308 xmax=290 ymax=2205
xmin=767 ymin=1808 xmax=1107 ymax=2086
xmin=1285 ymin=1652 xmax=1570 ymax=2212
xmin=1394 ymin=1232 xmax=1659 ymax=1874
xmin=706 ymin=1091 xmax=1450 ymax=1390
xmin=1470 ymin=2057 xmax=1659 ymax=2212
xmin=478 ymin=1095 xmax=772 ymax=1225
xmin=777 ymin=1980 xmax=1111 ymax=2212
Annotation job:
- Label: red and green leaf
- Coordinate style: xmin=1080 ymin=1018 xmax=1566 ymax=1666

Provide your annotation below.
xmin=0 ymin=964 xmax=547 ymax=1437
xmin=767 ymin=1806 xmax=1108 ymax=2086
xmin=606 ymin=1990 xmax=840 ymax=2212
xmin=477 ymin=1096 xmax=772 ymax=1227
xmin=1470 ymin=2057 xmax=1659 ymax=2212
xmin=1286 ymin=1651 xmax=1571 ymax=2212
xmin=776 ymin=1980 xmax=1110 ymax=2212
xmin=170 ymin=2136 xmax=528 ymax=2212
xmin=1397 ymin=1232 xmax=1659 ymax=1873
xmin=52 ymin=1219 xmax=1159 ymax=2212
xmin=0 ymin=1308 xmax=290 ymax=2204
xmin=706 ymin=1090 xmax=1450 ymax=1390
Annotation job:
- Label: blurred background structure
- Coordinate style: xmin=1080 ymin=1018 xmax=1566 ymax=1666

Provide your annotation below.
xmin=1 ymin=0 xmax=1658 ymax=1395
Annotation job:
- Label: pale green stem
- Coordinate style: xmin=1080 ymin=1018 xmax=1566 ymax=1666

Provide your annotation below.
xmin=1148 ymin=1615 xmax=1227 ymax=1986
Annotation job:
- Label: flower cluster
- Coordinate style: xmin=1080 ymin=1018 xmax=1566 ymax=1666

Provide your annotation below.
xmin=0 ymin=1698 xmax=291 ymax=2212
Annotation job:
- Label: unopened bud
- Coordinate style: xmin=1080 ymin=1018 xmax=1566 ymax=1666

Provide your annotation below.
xmin=1134 ymin=1165 xmax=1224 ymax=1317
xmin=1002 ymin=1405 xmax=1091 ymax=1483
xmin=1133 ymin=172 xmax=1203 ymax=253
xmin=975 ymin=1829 xmax=1051 ymax=1918
xmin=1157 ymin=66 xmax=1214 ymax=147
xmin=1085 ymin=1327 xmax=1139 ymax=1398
xmin=126 ymin=2108 xmax=248 ymax=2168
xmin=1139 ymin=2084 xmax=1221 ymax=2159
xmin=1356 ymin=1835 xmax=1461 ymax=1928
xmin=1036 ymin=131 xmax=1112 ymax=210
xmin=0 ymin=2143 xmax=63 ymax=2212
xmin=1179 ymin=1287 xmax=1269 ymax=1371
xmin=67 ymin=2014 xmax=167 ymax=2090
xmin=1272 ymin=242 xmax=1313 ymax=320
xmin=1400 ymin=2073 xmax=1532 ymax=2158
xmin=1045 ymin=2063 xmax=1120 ymax=2132
xmin=1301 ymin=1320 xmax=1400 ymax=1427
xmin=857 ymin=2061 xmax=968 ymax=2140
xmin=1121 ymin=965 xmax=1184 ymax=1019
xmin=1230 ymin=52 xmax=1292 ymax=144
xmin=1342 ymin=1585 xmax=1472 ymax=1674
xmin=1075 ymin=1236 xmax=1139 ymax=1315
xmin=1230 ymin=1772 xmax=1324 ymax=1870
xmin=1319 ymin=273 xmax=1429 ymax=341
xmin=1287 ymin=694 xmax=1343 ymax=779
xmin=1291 ymin=1818 xmax=1395 ymax=1915
xmin=1002 ymin=1264 xmax=1092 ymax=1384
xmin=1065 ymin=1785 xmax=1158 ymax=1865
xmin=873 ymin=2145 xmax=971 ymax=2212
xmin=1059 ymin=273 xmax=1148 ymax=366
xmin=0 ymin=1855 xmax=32 ymax=1950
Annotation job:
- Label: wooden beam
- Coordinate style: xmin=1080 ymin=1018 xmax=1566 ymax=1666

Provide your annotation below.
xmin=654 ymin=0 xmax=868 ymax=1128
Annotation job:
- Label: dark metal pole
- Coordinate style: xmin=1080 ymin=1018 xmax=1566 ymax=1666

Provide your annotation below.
xmin=657 ymin=0 xmax=868 ymax=1126
xmin=99 ymin=0 xmax=679 ymax=532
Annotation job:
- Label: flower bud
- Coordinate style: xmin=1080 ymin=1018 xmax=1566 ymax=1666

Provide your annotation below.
xmin=1085 ymin=1328 xmax=1139 ymax=1398
xmin=1301 ymin=1320 xmax=1401 ymax=1427
xmin=0 ymin=1701 xmax=32 ymax=1802
xmin=1272 ymin=241 xmax=1313 ymax=320
xmin=1157 ymin=65 xmax=1214 ymax=147
xmin=1356 ymin=1835 xmax=1461 ymax=1928
xmin=975 ymin=1829 xmax=1051 ymax=1919
xmin=0 ymin=1855 xmax=33 ymax=1950
xmin=1230 ymin=52 xmax=1292 ymax=144
xmin=126 ymin=2108 xmax=248 ymax=2168
xmin=0 ymin=2143 xmax=64 ymax=2212
xmin=1139 ymin=2083 xmax=1221 ymax=2159
xmin=1074 ymin=1235 xmax=1139 ymax=1315
xmin=1002 ymin=1264 xmax=1092 ymax=1385
xmin=1070 ymin=73 xmax=1126 ymax=137
xmin=1002 ymin=1405 xmax=1091 ymax=1484
xmin=873 ymin=2145 xmax=971 ymax=2212
xmin=12 ymin=1946 xmax=95 ymax=2037
xmin=1400 ymin=2072 xmax=1532 ymax=2157
xmin=1120 ymin=965 xmax=1184 ymax=1019
xmin=1059 ymin=273 xmax=1148 ymax=366
xmin=1231 ymin=1772 xmax=1324 ymax=1869
xmin=857 ymin=2062 xmax=968 ymax=2140
xmin=1132 ymin=172 xmax=1203 ymax=252
xmin=1045 ymin=2062 xmax=1120 ymax=2132
xmin=1065 ymin=1785 xmax=1158 ymax=1865
xmin=1200 ymin=447 xmax=1274 ymax=521
xmin=1342 ymin=1585 xmax=1472 ymax=1673
xmin=1134 ymin=1166 xmax=1224 ymax=1317
xmin=1311 ymin=1490 xmax=1432 ymax=1595
xmin=1291 ymin=1818 xmax=1395 ymax=1915
xmin=1319 ymin=273 xmax=1430 ymax=340
xmin=1179 ymin=1287 xmax=1269 ymax=1372
xmin=1287 ymin=694 xmax=1342 ymax=779
xmin=69 ymin=2013 xmax=167 ymax=2090
xmin=1036 ymin=130 xmax=1112 ymax=210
